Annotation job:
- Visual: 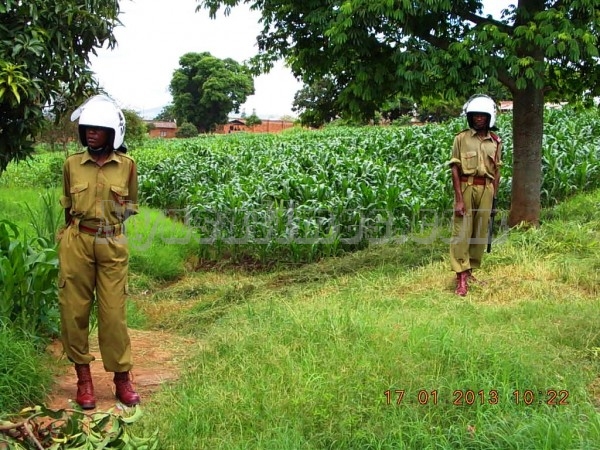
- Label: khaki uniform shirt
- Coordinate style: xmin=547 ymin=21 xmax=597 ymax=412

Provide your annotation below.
xmin=60 ymin=150 xmax=139 ymax=227
xmin=448 ymin=129 xmax=502 ymax=179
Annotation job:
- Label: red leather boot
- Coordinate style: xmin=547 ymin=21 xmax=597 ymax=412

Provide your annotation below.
xmin=454 ymin=271 xmax=469 ymax=296
xmin=74 ymin=364 xmax=96 ymax=410
xmin=114 ymin=372 xmax=141 ymax=406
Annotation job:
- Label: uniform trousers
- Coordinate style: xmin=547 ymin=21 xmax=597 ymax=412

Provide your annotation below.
xmin=58 ymin=225 xmax=132 ymax=372
xmin=450 ymin=181 xmax=494 ymax=273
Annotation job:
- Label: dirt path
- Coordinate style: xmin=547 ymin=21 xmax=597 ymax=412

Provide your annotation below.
xmin=46 ymin=329 xmax=194 ymax=411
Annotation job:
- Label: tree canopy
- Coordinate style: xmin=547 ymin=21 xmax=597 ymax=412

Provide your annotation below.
xmin=244 ymin=108 xmax=263 ymax=128
xmin=197 ymin=0 xmax=600 ymax=226
xmin=153 ymin=105 xmax=177 ymax=122
xmin=169 ymin=52 xmax=255 ymax=133
xmin=0 ymin=0 xmax=121 ymax=173
xmin=121 ymin=109 xmax=148 ymax=146
xmin=292 ymin=77 xmax=342 ymax=127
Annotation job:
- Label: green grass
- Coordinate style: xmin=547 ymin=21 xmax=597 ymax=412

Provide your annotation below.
xmin=0 ymin=326 xmax=53 ymax=414
xmin=0 ymin=187 xmax=62 ymax=239
xmin=125 ymin=208 xmax=201 ymax=282
xmin=2 ymin=176 xmax=599 ymax=447
xmin=132 ymin=189 xmax=600 ymax=449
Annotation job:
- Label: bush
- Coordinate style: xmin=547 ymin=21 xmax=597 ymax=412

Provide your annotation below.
xmin=123 ymin=108 xmax=149 ymax=145
xmin=176 ymin=122 xmax=199 ymax=138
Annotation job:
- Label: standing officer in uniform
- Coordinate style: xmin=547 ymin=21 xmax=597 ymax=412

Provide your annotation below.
xmin=448 ymin=94 xmax=502 ymax=296
xmin=58 ymin=95 xmax=141 ymax=409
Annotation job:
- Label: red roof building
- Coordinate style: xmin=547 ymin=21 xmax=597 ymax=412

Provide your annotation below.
xmin=147 ymin=121 xmax=178 ymax=138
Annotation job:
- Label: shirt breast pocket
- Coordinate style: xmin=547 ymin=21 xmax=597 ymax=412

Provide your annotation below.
xmin=69 ymin=182 xmax=90 ymax=215
xmin=110 ymin=185 xmax=129 ymax=219
xmin=485 ymin=146 xmax=497 ymax=163
xmin=461 ymin=150 xmax=478 ymax=170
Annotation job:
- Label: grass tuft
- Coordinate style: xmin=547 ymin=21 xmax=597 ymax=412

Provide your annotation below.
xmin=0 ymin=326 xmax=52 ymax=412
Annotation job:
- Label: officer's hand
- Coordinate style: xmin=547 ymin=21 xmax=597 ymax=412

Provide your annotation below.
xmin=454 ymin=201 xmax=466 ymax=217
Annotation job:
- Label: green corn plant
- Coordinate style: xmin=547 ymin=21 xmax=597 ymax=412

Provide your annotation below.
xmin=0 ymin=220 xmax=59 ymax=339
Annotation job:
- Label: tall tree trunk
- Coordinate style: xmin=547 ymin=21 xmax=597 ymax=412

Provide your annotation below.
xmin=508 ymin=85 xmax=544 ymax=227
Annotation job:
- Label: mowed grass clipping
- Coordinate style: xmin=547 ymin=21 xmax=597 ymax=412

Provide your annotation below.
xmin=139 ymin=190 xmax=600 ymax=449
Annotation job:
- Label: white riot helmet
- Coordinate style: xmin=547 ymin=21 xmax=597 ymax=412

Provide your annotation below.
xmin=71 ymin=95 xmax=126 ymax=149
xmin=463 ymin=94 xmax=497 ymax=129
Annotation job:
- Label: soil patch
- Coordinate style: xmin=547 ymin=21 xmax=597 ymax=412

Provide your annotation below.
xmin=46 ymin=329 xmax=194 ymax=411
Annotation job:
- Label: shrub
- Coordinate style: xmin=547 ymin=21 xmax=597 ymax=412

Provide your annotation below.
xmin=176 ymin=122 xmax=198 ymax=138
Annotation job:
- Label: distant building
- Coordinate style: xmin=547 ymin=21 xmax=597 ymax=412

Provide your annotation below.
xmin=223 ymin=119 xmax=246 ymax=133
xmin=499 ymin=100 xmax=568 ymax=112
xmin=147 ymin=121 xmax=178 ymax=138
xmin=216 ymin=118 xmax=295 ymax=134
xmin=499 ymin=101 xmax=513 ymax=112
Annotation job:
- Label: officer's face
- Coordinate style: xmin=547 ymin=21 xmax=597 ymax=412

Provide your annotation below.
xmin=472 ymin=113 xmax=489 ymax=130
xmin=86 ymin=127 xmax=109 ymax=149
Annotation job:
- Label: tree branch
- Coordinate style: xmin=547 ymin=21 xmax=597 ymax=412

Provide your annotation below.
xmin=0 ymin=420 xmax=44 ymax=450
xmin=457 ymin=10 xmax=513 ymax=34
xmin=497 ymin=66 xmax=517 ymax=92
xmin=416 ymin=32 xmax=451 ymax=50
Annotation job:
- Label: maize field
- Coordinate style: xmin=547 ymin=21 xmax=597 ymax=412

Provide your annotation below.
xmin=132 ymin=107 xmax=600 ymax=264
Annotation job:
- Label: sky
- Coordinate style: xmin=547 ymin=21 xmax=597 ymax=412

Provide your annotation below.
xmin=90 ymin=1 xmax=512 ymax=120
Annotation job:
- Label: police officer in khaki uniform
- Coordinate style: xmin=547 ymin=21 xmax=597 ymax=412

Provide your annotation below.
xmin=58 ymin=95 xmax=140 ymax=409
xmin=448 ymin=94 xmax=502 ymax=296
